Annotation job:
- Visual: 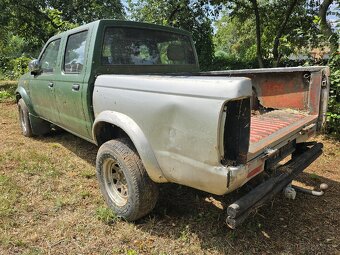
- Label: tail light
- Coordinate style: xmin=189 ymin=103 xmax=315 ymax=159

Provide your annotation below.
xmin=222 ymin=98 xmax=251 ymax=165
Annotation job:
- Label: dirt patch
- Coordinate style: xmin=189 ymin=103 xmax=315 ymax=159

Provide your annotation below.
xmin=0 ymin=102 xmax=339 ymax=254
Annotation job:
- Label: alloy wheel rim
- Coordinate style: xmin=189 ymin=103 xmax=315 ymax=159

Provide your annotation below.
xmin=103 ymin=157 xmax=128 ymax=206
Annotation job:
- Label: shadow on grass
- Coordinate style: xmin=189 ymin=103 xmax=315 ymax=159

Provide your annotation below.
xmin=35 ymin=129 xmax=97 ymax=166
xmin=35 ymin=131 xmax=340 ymax=254
xmin=139 ymin=172 xmax=339 ymax=253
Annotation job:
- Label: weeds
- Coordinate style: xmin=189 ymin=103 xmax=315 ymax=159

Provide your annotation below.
xmin=95 ymin=206 xmax=119 ymax=225
xmin=54 ymin=197 xmax=67 ymax=211
xmin=0 ymin=174 xmax=19 ymax=218
xmin=80 ymin=190 xmax=91 ymax=199
xmin=0 ymin=90 xmax=12 ymax=102
xmin=179 ymin=225 xmax=190 ymax=242
xmin=126 ymin=249 xmax=138 ymax=255
xmin=309 ymin=173 xmax=320 ymax=180
xmin=81 ymin=170 xmax=96 ymax=179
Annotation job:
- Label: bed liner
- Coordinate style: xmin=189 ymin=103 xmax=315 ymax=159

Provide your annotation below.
xmin=249 ymin=110 xmax=318 ymax=158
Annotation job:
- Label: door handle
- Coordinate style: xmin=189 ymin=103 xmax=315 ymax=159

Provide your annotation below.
xmin=72 ymin=84 xmax=80 ymax=91
xmin=48 ymin=82 xmax=54 ymax=88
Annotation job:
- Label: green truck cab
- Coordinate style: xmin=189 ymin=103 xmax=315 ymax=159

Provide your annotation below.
xmin=17 ymin=20 xmax=198 ymax=140
xmin=16 ymin=20 xmax=329 ymax=228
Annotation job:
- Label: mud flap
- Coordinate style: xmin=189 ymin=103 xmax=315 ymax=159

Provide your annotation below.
xmin=29 ymin=113 xmax=51 ymax=136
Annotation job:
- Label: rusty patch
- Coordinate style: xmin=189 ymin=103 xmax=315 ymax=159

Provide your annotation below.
xmin=259 ymin=80 xmax=307 ymax=110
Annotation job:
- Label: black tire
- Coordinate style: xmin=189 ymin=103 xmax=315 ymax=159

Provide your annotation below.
xmin=18 ymin=98 xmax=33 ymax=137
xmin=96 ymin=139 xmax=158 ymax=221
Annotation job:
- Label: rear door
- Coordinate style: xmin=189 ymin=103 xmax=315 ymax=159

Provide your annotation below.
xmin=29 ymin=39 xmax=61 ymax=123
xmin=54 ymin=30 xmax=91 ymax=139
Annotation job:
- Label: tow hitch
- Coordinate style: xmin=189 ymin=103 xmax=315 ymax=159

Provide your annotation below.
xmin=284 ymin=182 xmax=328 ymax=198
xmin=226 ymin=142 xmax=324 ymax=229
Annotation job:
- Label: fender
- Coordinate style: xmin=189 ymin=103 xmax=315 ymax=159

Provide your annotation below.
xmin=15 ymin=86 xmax=37 ymax=115
xmin=15 ymin=86 xmax=51 ymax=135
xmin=93 ymin=110 xmax=167 ymax=183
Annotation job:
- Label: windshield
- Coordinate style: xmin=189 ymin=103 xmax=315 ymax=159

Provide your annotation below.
xmin=101 ymin=27 xmax=196 ymax=65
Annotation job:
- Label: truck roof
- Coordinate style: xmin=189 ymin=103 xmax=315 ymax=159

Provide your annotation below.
xmin=44 ymin=19 xmax=199 ymax=75
xmin=49 ymin=19 xmax=192 ymax=41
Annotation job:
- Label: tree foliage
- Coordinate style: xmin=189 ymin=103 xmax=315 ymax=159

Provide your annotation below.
xmin=213 ymin=0 xmax=339 ymax=67
xmin=214 ymin=15 xmax=256 ymax=61
xmin=319 ymin=0 xmax=339 ymax=52
xmin=0 ymin=0 xmax=124 ymax=79
xmin=0 ymin=0 xmax=124 ymax=55
xmin=327 ymin=52 xmax=340 ymax=138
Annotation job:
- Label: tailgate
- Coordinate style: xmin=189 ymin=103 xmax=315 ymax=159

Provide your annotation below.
xmin=249 ymin=110 xmax=318 ymax=159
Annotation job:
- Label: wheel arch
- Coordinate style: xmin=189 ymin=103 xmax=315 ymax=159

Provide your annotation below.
xmin=92 ymin=111 xmax=167 ymax=183
xmin=15 ymin=86 xmax=37 ymax=115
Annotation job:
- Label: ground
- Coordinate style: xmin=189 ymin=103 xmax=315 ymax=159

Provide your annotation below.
xmin=0 ymin=83 xmax=339 ymax=254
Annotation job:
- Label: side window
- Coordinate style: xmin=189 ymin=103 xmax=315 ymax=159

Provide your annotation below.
xmin=64 ymin=31 xmax=88 ymax=73
xmin=40 ymin=39 xmax=61 ymax=73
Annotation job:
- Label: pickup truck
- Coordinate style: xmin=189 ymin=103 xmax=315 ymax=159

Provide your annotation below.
xmin=16 ymin=20 xmax=329 ymax=228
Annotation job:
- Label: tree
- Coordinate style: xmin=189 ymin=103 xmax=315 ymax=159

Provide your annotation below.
xmin=211 ymin=0 xmax=265 ymax=67
xmin=214 ymin=15 xmax=256 ymax=60
xmin=0 ymin=0 xmax=125 ymax=55
xmin=127 ymin=0 xmax=215 ymax=70
xmin=50 ymin=0 xmax=125 ymax=24
xmin=0 ymin=0 xmax=125 ymax=78
xmin=212 ymin=0 xmax=339 ymax=67
xmin=319 ymin=0 xmax=339 ymax=52
xmin=249 ymin=0 xmax=264 ymax=67
xmin=272 ymin=0 xmax=299 ymax=66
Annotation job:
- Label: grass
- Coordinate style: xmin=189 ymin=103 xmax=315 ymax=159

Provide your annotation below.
xmin=0 ymin=98 xmax=339 ymax=254
xmin=0 ymin=175 xmax=20 ymax=218
xmin=309 ymin=173 xmax=320 ymax=180
xmin=95 ymin=206 xmax=119 ymax=225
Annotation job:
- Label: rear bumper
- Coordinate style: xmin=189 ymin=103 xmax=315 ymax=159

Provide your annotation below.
xmin=228 ymin=123 xmax=318 ymax=190
xmin=226 ymin=142 xmax=323 ymax=229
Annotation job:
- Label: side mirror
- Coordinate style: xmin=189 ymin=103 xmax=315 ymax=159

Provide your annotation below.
xmin=28 ymin=59 xmax=42 ymax=75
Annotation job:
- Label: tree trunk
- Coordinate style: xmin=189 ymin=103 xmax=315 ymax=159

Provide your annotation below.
xmin=319 ymin=0 xmax=338 ymax=53
xmin=250 ymin=0 xmax=264 ymax=68
xmin=272 ymin=0 xmax=298 ymax=67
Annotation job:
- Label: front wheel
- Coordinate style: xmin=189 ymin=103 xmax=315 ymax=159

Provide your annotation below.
xmin=96 ymin=139 xmax=158 ymax=221
xmin=18 ymin=98 xmax=33 ymax=137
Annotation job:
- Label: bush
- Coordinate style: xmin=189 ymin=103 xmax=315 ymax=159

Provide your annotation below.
xmin=210 ymin=51 xmax=258 ymax=71
xmin=326 ymin=52 xmax=340 ymax=138
xmin=0 ymin=56 xmax=31 ymax=80
xmin=0 ymin=81 xmax=17 ymax=102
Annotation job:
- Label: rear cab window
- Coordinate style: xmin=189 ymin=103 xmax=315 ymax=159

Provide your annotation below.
xmin=101 ymin=27 xmax=195 ymax=65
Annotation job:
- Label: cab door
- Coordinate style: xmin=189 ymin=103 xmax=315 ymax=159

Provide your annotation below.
xmin=29 ymin=39 xmax=61 ymax=123
xmin=54 ymin=30 xmax=91 ymax=139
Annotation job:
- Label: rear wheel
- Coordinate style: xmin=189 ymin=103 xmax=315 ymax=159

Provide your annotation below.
xmin=18 ymin=98 xmax=33 ymax=137
xmin=96 ymin=139 xmax=158 ymax=221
